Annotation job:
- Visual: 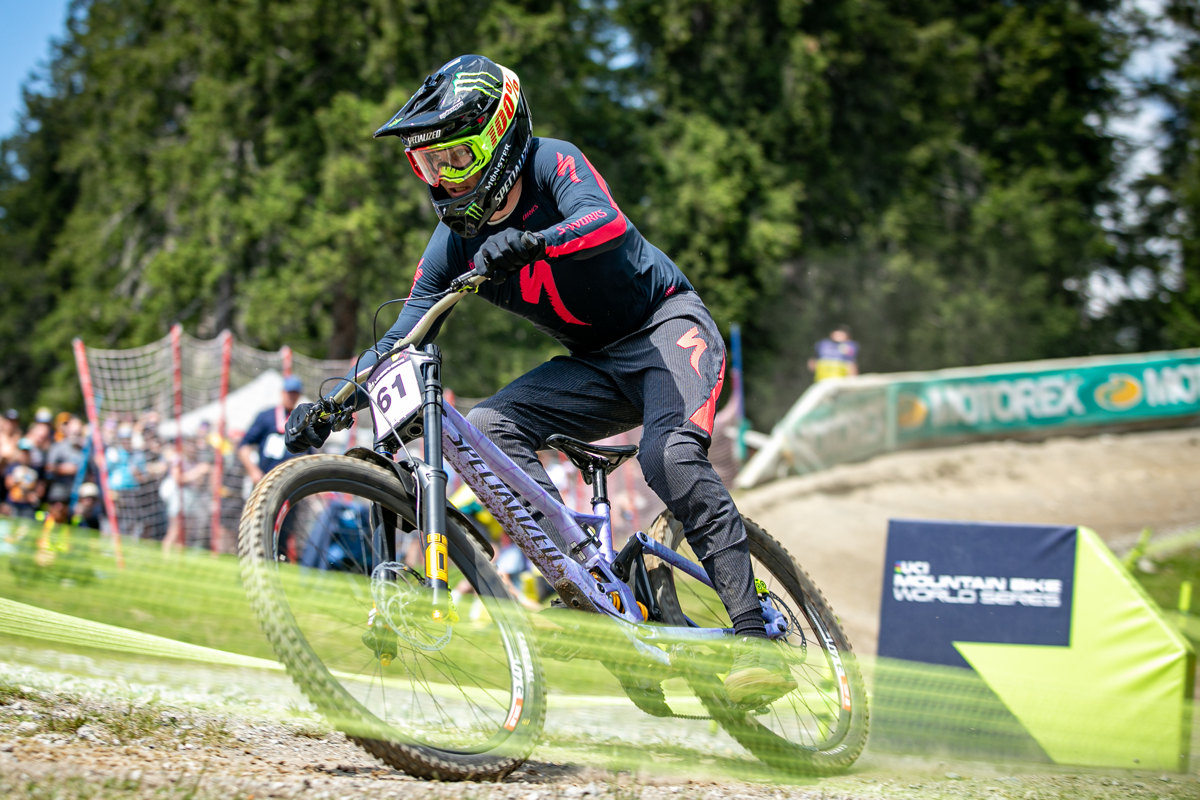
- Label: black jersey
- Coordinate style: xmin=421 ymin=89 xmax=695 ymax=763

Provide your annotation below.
xmin=373 ymin=137 xmax=694 ymax=357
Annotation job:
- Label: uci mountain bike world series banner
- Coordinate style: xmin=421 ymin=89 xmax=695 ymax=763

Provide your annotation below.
xmin=874 ymin=519 xmax=1194 ymax=771
xmin=736 ymin=348 xmax=1200 ymax=488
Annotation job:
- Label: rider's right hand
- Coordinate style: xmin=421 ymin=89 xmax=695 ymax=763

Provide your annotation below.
xmin=285 ymin=402 xmax=334 ymax=453
xmin=473 ymin=229 xmax=546 ymax=284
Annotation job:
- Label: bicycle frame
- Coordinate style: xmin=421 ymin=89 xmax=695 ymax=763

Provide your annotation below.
xmin=372 ymin=345 xmax=786 ymax=660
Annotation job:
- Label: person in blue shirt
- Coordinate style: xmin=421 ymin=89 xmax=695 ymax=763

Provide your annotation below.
xmin=808 ymin=325 xmax=859 ymax=382
xmin=285 ymin=54 xmax=794 ymax=707
xmin=240 ymin=375 xmax=315 ymax=558
xmin=238 ymin=375 xmax=313 ymax=487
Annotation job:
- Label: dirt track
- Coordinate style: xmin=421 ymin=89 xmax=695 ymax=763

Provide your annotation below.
xmin=736 ymin=426 xmax=1200 ymax=658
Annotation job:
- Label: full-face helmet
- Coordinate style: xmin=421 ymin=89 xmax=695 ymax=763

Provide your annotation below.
xmin=374 ymin=54 xmax=533 ymax=237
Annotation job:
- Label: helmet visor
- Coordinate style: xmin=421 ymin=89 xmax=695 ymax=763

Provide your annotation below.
xmin=406 ymin=137 xmax=491 ymax=186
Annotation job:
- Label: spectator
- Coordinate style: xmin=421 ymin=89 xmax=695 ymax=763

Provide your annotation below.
xmin=160 ymin=434 xmax=213 ymax=553
xmin=807 ymin=324 xmax=859 ymax=382
xmin=74 ymin=482 xmax=105 ymax=531
xmin=42 ymin=481 xmax=73 ymax=525
xmin=238 ymin=375 xmax=313 ymax=558
xmin=25 ymin=414 xmax=53 ymax=478
xmin=45 ymin=414 xmax=88 ymax=502
xmin=0 ymin=409 xmax=21 ymax=469
xmin=105 ymin=423 xmax=150 ymax=538
xmin=238 ymin=375 xmax=313 ymax=487
xmin=4 ymin=439 xmax=42 ymax=518
xmin=136 ymin=416 xmax=170 ymax=540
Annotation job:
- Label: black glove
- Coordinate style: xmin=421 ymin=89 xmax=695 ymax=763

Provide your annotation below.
xmin=474 ymin=229 xmax=546 ymax=284
xmin=284 ymin=402 xmax=334 ymax=453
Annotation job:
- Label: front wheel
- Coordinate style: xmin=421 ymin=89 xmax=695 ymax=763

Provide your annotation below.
xmin=238 ymin=454 xmax=545 ymax=781
xmin=646 ymin=511 xmax=868 ymax=775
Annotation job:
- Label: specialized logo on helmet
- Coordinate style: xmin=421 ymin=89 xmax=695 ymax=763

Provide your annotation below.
xmin=406 ymin=129 xmax=443 ymax=144
xmin=1094 ymin=373 xmax=1143 ymax=412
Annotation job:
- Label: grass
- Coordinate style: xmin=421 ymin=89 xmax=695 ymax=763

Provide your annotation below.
xmin=0 ymin=527 xmax=274 ymax=661
xmin=0 ymin=522 xmax=639 ymax=701
xmin=1130 ymin=531 xmax=1200 ymax=654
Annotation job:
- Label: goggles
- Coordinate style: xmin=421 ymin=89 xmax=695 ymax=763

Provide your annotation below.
xmin=406 ymin=135 xmax=492 ymax=187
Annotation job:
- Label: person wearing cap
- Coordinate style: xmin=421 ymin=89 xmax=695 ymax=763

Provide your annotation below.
xmin=42 ymin=482 xmax=74 ymax=524
xmin=238 ymin=375 xmax=314 ymax=487
xmin=74 ymin=482 xmax=105 ymax=531
xmin=4 ymin=438 xmax=42 ymax=518
xmin=239 ymin=375 xmax=314 ymax=559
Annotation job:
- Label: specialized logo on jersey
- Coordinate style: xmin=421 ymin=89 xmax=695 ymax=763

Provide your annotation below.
xmin=556 ymin=152 xmax=582 ymax=183
xmin=409 ymin=260 xmax=425 ymax=293
xmin=676 ymin=326 xmax=708 ymax=377
xmin=520 ymin=260 xmax=588 ymax=326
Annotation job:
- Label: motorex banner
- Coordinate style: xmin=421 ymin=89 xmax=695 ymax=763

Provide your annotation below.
xmin=890 ymin=351 xmax=1200 ymax=443
xmin=875 ymin=519 xmax=1194 ymax=771
xmin=736 ymin=348 xmax=1200 ymax=488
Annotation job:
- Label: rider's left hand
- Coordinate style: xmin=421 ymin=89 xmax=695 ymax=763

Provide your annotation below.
xmin=285 ymin=402 xmax=333 ymax=453
xmin=474 ymin=229 xmax=546 ymax=283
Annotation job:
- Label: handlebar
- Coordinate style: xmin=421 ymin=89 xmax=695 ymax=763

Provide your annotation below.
xmin=329 ymin=271 xmax=488 ymax=408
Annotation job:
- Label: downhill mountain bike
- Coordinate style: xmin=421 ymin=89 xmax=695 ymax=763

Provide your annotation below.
xmin=237 ymin=272 xmax=868 ymax=781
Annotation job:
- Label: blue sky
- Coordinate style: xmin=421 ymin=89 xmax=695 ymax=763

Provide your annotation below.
xmin=0 ymin=0 xmax=72 ymax=138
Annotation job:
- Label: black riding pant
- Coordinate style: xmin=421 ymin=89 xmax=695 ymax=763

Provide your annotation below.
xmin=466 ymin=291 xmax=761 ymax=624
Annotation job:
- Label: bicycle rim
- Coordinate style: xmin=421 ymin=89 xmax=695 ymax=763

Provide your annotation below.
xmin=238 ymin=454 xmax=543 ymax=780
xmin=647 ymin=511 xmax=868 ymax=774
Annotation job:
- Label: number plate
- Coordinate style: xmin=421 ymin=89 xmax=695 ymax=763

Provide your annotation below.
xmin=365 ymin=351 xmax=422 ymax=439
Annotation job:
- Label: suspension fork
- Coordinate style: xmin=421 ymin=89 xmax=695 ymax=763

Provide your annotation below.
xmin=416 ymin=345 xmax=451 ymax=618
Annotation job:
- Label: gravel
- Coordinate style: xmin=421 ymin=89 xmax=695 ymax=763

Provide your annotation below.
xmin=1 ymin=654 xmax=1197 ymax=800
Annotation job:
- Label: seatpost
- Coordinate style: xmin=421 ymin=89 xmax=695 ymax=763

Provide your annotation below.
xmin=589 ymin=466 xmax=616 ymax=562
xmin=418 ymin=345 xmax=450 ymax=617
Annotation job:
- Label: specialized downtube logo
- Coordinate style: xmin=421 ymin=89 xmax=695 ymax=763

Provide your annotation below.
xmin=446 ymin=430 xmax=563 ymax=562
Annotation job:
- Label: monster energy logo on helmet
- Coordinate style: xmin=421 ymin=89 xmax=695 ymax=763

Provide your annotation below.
xmin=453 ymin=70 xmax=502 ymax=99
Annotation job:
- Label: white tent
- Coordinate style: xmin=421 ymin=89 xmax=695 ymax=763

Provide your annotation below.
xmin=158 ymin=370 xmax=292 ymax=439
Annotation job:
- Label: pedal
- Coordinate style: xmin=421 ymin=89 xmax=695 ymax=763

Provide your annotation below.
xmin=602 ymin=661 xmax=674 ymax=718
xmin=619 ymin=681 xmax=673 ymax=718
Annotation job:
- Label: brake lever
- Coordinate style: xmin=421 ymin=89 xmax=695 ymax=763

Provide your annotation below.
xmin=449 ymin=270 xmax=487 ymax=293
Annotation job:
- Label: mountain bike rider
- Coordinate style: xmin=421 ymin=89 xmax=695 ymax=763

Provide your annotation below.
xmin=284 ymin=54 xmax=795 ymax=707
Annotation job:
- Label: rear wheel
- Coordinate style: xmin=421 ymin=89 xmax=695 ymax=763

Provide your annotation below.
xmin=646 ymin=511 xmax=868 ymax=775
xmin=238 ymin=454 xmax=544 ymax=781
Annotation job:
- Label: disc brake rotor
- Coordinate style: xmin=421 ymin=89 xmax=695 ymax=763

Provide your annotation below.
xmin=369 ymin=561 xmax=452 ymax=651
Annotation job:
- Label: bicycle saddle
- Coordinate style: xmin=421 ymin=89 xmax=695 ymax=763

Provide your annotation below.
xmin=545 ymin=433 xmax=638 ymax=479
